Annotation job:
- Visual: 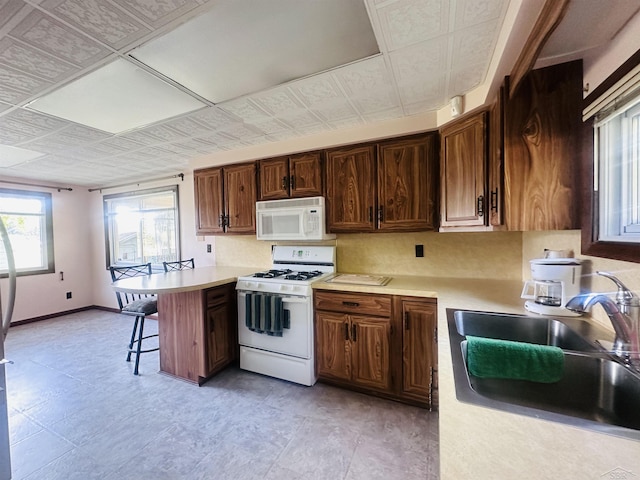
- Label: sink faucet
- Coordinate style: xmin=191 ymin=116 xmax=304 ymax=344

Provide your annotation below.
xmin=566 ymin=271 xmax=640 ymax=369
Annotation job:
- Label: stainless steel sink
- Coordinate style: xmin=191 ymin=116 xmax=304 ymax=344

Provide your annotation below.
xmin=447 ymin=308 xmax=640 ymax=440
xmin=454 ymin=310 xmax=600 ymax=352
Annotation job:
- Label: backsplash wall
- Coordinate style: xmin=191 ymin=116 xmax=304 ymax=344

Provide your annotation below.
xmin=214 ymin=230 xmax=524 ymax=280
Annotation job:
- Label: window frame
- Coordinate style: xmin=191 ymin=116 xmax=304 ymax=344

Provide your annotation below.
xmin=0 ymin=188 xmax=55 ymax=277
xmin=582 ymin=48 xmax=640 ymax=263
xmin=103 ymin=185 xmax=181 ymax=270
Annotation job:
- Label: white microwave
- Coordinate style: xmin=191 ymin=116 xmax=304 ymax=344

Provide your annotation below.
xmin=256 ymin=196 xmax=336 ymax=241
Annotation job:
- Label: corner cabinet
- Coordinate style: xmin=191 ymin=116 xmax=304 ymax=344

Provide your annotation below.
xmin=258 ymin=152 xmax=323 ymax=200
xmin=194 ymin=162 xmax=257 ymax=235
xmin=314 ymin=290 xmax=437 ymax=408
xmin=158 ymin=283 xmax=237 ymax=384
xmin=325 ymin=133 xmax=439 ymax=233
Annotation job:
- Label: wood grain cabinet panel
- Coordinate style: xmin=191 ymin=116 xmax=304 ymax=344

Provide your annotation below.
xmin=258 ymin=152 xmax=322 ymax=200
xmin=377 ymin=135 xmax=438 ymax=231
xmin=315 ymin=311 xmax=351 ymax=382
xmin=325 ymin=145 xmax=376 ymax=232
xmin=350 ymin=314 xmax=391 ymax=391
xmin=194 ymin=162 xmax=257 ymax=235
xmin=504 ymin=60 xmax=582 ymax=230
xmin=399 ymin=299 xmax=437 ymax=407
xmin=194 ymin=168 xmax=224 ymax=235
xmin=440 ymin=112 xmax=487 ymax=228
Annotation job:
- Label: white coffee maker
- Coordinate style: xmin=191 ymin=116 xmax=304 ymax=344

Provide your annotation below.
xmin=521 ymin=258 xmax=583 ymax=316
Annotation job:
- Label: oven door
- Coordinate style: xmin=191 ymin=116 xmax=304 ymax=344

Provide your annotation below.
xmin=237 ymin=291 xmax=311 ymax=359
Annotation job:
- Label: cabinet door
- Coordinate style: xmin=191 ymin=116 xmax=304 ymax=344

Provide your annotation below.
xmin=315 ymin=311 xmax=351 ymax=382
xmin=351 ymin=314 xmax=391 ymax=392
xmin=289 ymin=152 xmax=323 ymax=198
xmin=440 ymin=112 xmax=487 ymax=228
xmin=224 ymin=163 xmax=257 ymax=234
xmin=504 ymin=61 xmax=581 ymax=230
xmin=206 ymin=301 xmax=232 ymax=374
xmin=400 ymin=300 xmax=437 ymax=403
xmin=194 ymin=167 xmax=224 ymax=235
xmin=378 ymin=135 xmax=438 ymax=231
xmin=488 ymin=88 xmax=505 ymax=227
xmin=325 ymin=145 xmax=376 ymax=232
xmin=258 ymin=157 xmax=289 ymax=201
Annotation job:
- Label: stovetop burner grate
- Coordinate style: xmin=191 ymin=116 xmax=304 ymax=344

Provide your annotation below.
xmin=252 ymin=269 xmax=293 ymax=278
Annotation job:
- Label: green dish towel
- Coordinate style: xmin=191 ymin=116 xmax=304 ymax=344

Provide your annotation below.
xmin=466 ymin=336 xmax=565 ymax=383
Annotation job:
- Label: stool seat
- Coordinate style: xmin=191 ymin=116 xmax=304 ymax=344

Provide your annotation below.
xmin=109 ymin=263 xmax=159 ymax=375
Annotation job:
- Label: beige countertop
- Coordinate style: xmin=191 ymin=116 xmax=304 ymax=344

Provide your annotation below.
xmin=314 ymin=274 xmax=640 ymax=479
xmin=111 ymin=266 xmax=258 ymax=294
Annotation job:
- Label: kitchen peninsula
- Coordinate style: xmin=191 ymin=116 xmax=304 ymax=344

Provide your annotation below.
xmin=111 ymin=266 xmax=256 ymax=384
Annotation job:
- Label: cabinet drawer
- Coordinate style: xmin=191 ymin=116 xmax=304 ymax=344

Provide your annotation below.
xmin=314 ymin=291 xmax=391 ymax=317
xmin=206 ymin=286 xmax=231 ymax=308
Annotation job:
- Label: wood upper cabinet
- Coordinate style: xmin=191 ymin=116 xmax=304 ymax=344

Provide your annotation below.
xmin=315 ymin=291 xmax=392 ymax=393
xmin=377 ymin=135 xmax=438 ymax=231
xmin=194 ymin=162 xmax=257 ymax=235
xmin=258 ymin=152 xmax=323 ymax=200
xmin=224 ymin=163 xmax=257 ymax=234
xmin=194 ymin=167 xmax=224 ymax=235
xmin=504 ymin=60 xmax=582 ymax=230
xmin=325 ymin=145 xmax=376 ymax=232
xmin=398 ymin=298 xmax=437 ymax=407
xmin=440 ymin=111 xmax=488 ymax=228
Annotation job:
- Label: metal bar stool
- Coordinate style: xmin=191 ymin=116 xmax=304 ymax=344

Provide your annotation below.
xmin=163 ymin=258 xmax=195 ymax=272
xmin=109 ymin=263 xmax=159 ymax=375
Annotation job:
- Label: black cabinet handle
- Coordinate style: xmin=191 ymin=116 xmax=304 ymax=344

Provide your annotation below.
xmin=344 ymin=322 xmax=350 ymax=341
xmin=290 ymin=175 xmax=295 ymax=190
xmin=477 ymin=195 xmax=485 ymax=217
xmin=281 ymin=176 xmax=288 ymax=190
xmin=342 ymin=301 xmax=359 ymax=307
xmin=377 ymin=207 xmax=383 ymax=222
xmin=218 ymin=214 xmax=225 ymax=227
xmin=490 ymin=189 xmax=499 ymax=213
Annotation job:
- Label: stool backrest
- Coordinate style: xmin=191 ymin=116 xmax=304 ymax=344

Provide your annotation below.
xmin=163 ymin=258 xmax=195 ymax=272
xmin=109 ymin=263 xmax=154 ymax=311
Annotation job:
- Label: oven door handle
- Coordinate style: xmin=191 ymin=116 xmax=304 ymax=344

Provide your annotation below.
xmin=237 ymin=292 xmax=308 ymax=304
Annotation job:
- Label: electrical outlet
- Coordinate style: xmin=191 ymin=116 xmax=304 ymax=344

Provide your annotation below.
xmin=66 ymin=292 xmax=72 ymax=299
xmin=206 ymin=244 xmax=212 ymax=253
xmin=415 ymin=244 xmax=424 ymax=257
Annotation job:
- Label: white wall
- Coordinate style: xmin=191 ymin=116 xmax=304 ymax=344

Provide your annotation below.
xmin=1 ymin=181 xmax=93 ymax=323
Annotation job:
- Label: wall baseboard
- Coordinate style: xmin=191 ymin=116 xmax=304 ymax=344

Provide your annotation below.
xmin=10 ymin=305 xmax=120 ymax=326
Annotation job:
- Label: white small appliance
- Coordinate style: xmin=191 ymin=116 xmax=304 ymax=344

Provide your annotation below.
xmin=255 ymin=196 xmax=335 ymax=241
xmin=236 ymin=245 xmax=336 ymax=386
xmin=521 ymin=258 xmax=582 ymax=316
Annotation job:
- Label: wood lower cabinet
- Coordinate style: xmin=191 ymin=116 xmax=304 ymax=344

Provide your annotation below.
xmin=258 ymin=152 xmax=323 ymax=200
xmin=314 ymin=290 xmax=436 ymax=408
xmin=398 ymin=298 xmax=437 ymax=407
xmin=158 ymin=283 xmax=236 ymax=384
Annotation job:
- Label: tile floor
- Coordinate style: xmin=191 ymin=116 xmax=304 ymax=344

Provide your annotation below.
xmin=4 ymin=309 xmax=439 ymax=479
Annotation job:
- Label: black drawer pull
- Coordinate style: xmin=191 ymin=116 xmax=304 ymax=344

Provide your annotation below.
xmin=342 ymin=301 xmax=359 ymax=307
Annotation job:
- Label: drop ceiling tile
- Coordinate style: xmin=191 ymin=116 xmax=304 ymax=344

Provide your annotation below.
xmin=0 ymin=37 xmax=78 ymax=81
xmin=218 ymin=123 xmax=262 ymax=140
xmin=0 ymin=127 xmax=34 ymax=145
xmin=326 ymin=117 xmax=364 ymax=129
xmin=362 ymin=107 xmax=404 ymax=122
xmin=134 ymin=124 xmax=187 ymax=143
xmin=289 ymin=75 xmax=346 ymax=108
xmin=295 ymin=124 xmax=330 ymax=136
xmin=0 ymin=84 xmax=32 ymax=103
xmin=0 ymin=1 xmax=26 ymax=31
xmin=188 ymin=107 xmax=241 ymax=131
xmin=39 ymin=0 xmax=151 ymax=50
xmin=118 ymin=130 xmax=164 ymax=146
xmin=59 ymin=123 xmax=111 ymax=142
xmin=311 ymin=101 xmax=360 ymax=122
xmin=194 ymin=131 xmax=236 ymax=146
xmin=244 ymin=118 xmax=288 ymax=136
xmin=267 ymin=130 xmax=297 ymax=142
xmin=333 ymin=56 xmax=394 ymax=97
xmin=9 ymin=10 xmax=110 ymax=67
xmin=21 ymin=132 xmax=90 ymax=152
xmin=110 ymin=0 xmax=202 ymax=29
xmin=0 ymin=102 xmax=10 ymax=114
xmin=99 ymin=135 xmax=145 ymax=151
xmin=375 ymin=0 xmax=450 ymax=51
xmin=220 ymin=98 xmax=271 ymax=124
xmin=389 ymin=37 xmax=448 ymax=87
xmin=455 ymin=0 xmax=506 ymax=29
xmin=397 ymin=76 xmax=446 ymax=106
xmin=250 ymin=88 xmax=304 ymax=116
xmin=65 ymin=143 xmax=121 ymax=159
xmin=162 ymin=116 xmax=214 ymax=137
xmin=3 ymin=108 xmax=69 ymax=131
xmin=449 ymin=61 xmax=486 ymax=96
xmin=450 ymin=20 xmax=500 ymax=73
xmin=169 ymin=139 xmax=213 ymax=154
xmin=351 ymin=89 xmax=401 ymax=114
xmin=277 ymin=110 xmax=323 ymax=129
xmin=0 ymin=63 xmax=53 ymax=97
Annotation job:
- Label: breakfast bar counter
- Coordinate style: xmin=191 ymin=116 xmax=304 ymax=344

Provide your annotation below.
xmin=111 ymin=266 xmax=258 ymax=384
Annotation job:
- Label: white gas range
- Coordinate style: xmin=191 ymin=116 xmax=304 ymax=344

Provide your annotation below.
xmin=236 ymin=245 xmax=336 ymax=386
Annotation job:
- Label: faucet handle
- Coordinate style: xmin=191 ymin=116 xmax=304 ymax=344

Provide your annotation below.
xmin=597 ymin=271 xmax=638 ymax=305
